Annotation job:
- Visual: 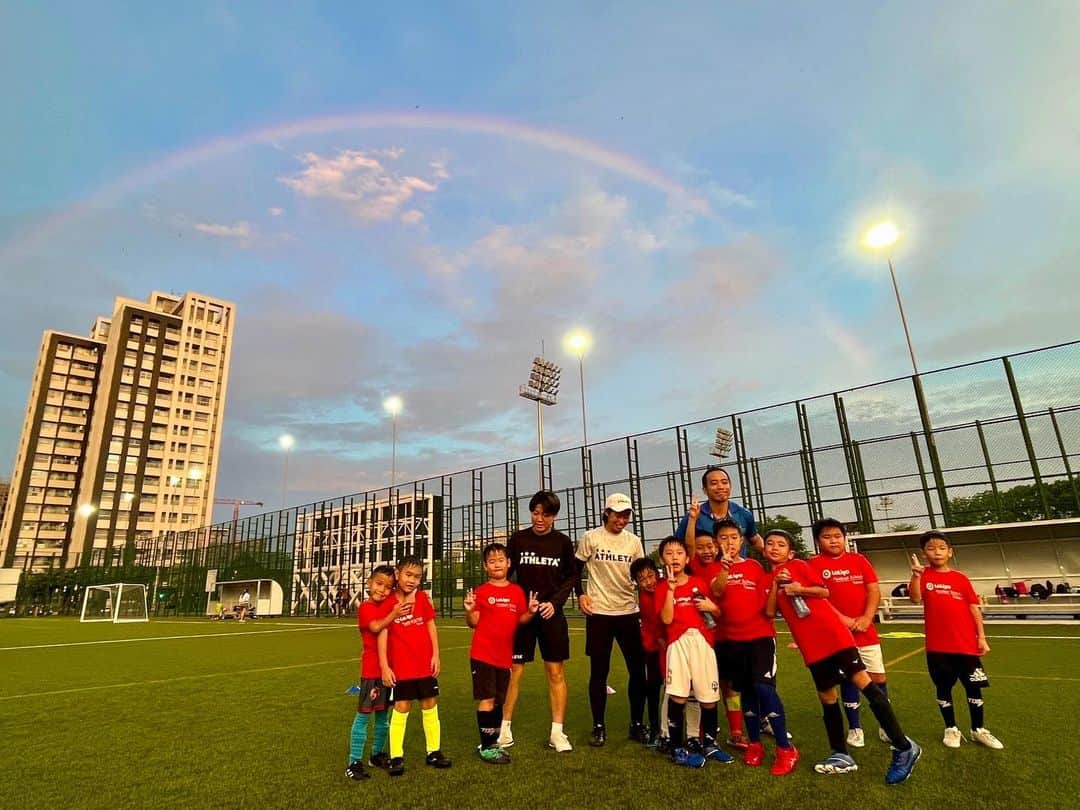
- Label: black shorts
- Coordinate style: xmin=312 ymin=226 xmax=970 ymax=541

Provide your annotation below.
xmin=808 ymin=647 xmax=867 ymax=692
xmin=926 ymin=652 xmax=991 ymax=690
xmin=725 ymin=637 xmax=778 ymax=692
xmin=513 ymin=611 xmax=570 ymax=663
xmin=391 ymin=677 xmax=440 ymax=702
xmin=714 ymin=641 xmax=738 ymax=683
xmin=356 ymin=677 xmax=390 ymax=714
xmin=585 ymin=613 xmax=644 ymax=661
xmin=471 ymin=659 xmax=511 ymax=703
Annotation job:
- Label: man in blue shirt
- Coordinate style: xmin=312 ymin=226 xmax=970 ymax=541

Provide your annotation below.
xmin=675 ymin=466 xmax=764 ymax=558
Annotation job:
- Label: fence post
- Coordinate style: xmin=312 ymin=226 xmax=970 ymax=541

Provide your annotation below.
xmin=1049 ymin=407 xmax=1080 ymax=515
xmin=910 ymin=432 xmax=938 ymax=529
xmin=912 ymin=374 xmax=951 ymax=525
xmin=974 ymin=420 xmax=1005 ymax=522
xmin=1003 ymin=356 xmax=1052 ymax=519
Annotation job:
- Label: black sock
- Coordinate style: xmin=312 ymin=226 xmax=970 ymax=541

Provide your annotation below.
xmin=863 ymin=682 xmax=909 ymax=750
xmin=477 ymin=707 xmax=500 ymax=749
xmin=823 ymin=701 xmax=848 ymax=754
xmin=965 ymin=687 xmax=985 ymax=729
xmin=667 ymin=699 xmax=686 ymax=749
xmin=702 ymin=705 xmax=719 ymax=742
xmin=645 ymin=682 xmax=661 ymax=732
xmin=936 ymin=684 xmax=957 ymax=728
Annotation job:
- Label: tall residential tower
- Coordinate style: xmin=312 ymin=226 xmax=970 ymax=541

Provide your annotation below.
xmin=0 ymin=291 xmax=234 ymax=572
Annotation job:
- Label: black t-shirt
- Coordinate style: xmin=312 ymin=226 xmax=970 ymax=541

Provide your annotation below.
xmin=507 ymin=528 xmax=578 ymax=609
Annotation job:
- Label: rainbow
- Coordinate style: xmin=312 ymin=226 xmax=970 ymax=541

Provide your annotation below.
xmin=0 ymin=111 xmax=709 ymax=264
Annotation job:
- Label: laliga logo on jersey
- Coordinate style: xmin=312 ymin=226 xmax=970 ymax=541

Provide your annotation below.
xmin=488 ymin=596 xmax=497 ymax=605
xmin=822 ymin=569 xmax=832 ymax=579
xmin=925 ymin=582 xmax=935 ymax=591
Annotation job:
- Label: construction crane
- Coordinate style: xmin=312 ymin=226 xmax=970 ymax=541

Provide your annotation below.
xmin=214 ymin=498 xmax=264 ymax=523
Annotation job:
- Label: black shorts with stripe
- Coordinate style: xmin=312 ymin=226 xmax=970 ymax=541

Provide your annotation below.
xmin=471 ymin=658 xmax=510 ymax=703
xmin=926 ymin=651 xmax=990 ymax=690
xmin=807 ymin=646 xmax=866 ymax=692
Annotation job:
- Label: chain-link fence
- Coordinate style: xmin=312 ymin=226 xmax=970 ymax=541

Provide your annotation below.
xmin=13 ymin=341 xmax=1080 ymax=618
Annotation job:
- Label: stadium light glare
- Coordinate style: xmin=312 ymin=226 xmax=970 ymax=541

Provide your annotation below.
xmin=864 ymin=221 xmax=900 ymax=250
xmin=78 ymin=503 xmax=96 ymax=518
xmin=563 ymin=329 xmax=593 ymax=448
xmin=384 ymin=396 xmax=403 ymax=487
xmin=278 ymin=434 xmax=295 ymax=450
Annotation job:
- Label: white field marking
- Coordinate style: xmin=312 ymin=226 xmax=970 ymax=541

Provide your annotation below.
xmin=0 ymin=644 xmax=474 ymax=702
xmin=0 ymin=625 xmax=343 ymax=652
xmin=884 ymin=647 xmax=925 ymax=668
xmin=888 ymin=669 xmax=1080 ymax=683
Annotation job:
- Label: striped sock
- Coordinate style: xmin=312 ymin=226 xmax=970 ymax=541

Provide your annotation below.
xmin=372 ymin=708 xmax=389 ymax=754
xmin=349 ymin=713 xmax=369 ymax=763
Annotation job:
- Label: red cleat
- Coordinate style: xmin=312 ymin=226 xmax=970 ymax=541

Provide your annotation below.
xmin=728 ymin=734 xmax=750 ymax=752
xmin=770 ymin=746 xmax=800 ymax=776
xmin=744 ymin=741 xmax=765 ymax=767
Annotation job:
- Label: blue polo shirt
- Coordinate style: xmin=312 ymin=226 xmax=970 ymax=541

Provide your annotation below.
xmin=674 ymin=500 xmax=759 ymax=556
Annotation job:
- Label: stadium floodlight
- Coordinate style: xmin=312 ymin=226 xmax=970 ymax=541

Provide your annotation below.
xmin=563 ymin=329 xmax=592 ymax=448
xmin=80 ymin=582 xmax=150 ymax=623
xmin=710 ymin=427 xmax=735 ymax=459
xmin=384 ymin=396 xmax=404 ymax=487
xmin=863 ymin=220 xmax=919 ymax=376
xmin=278 ymin=434 xmax=295 ymax=509
xmin=519 ymin=354 xmax=562 ymax=480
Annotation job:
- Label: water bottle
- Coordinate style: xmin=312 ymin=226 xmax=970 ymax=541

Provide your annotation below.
xmin=790 ymin=591 xmax=811 ymax=619
xmin=692 ymin=587 xmax=716 ymax=629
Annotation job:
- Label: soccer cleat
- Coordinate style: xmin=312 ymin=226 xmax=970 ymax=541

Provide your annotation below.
xmin=369 ymin=751 xmax=390 ymax=769
xmin=345 ymin=760 xmax=370 ymax=780
xmin=760 ymin=716 xmax=793 ymax=740
xmin=388 ymin=757 xmax=405 ymax=776
xmin=425 ymin=750 xmax=452 ymax=769
xmin=702 ymin=738 xmax=735 ymax=764
xmin=589 ymin=724 xmax=607 ymax=747
xmin=814 ymin=752 xmax=859 ymax=774
xmin=743 ymin=741 xmax=765 ymax=767
xmin=496 ymin=726 xmax=514 ymax=748
xmin=655 ymin=737 xmax=673 ymax=756
xmin=942 ymin=727 xmax=963 ymax=749
xmin=345 ymin=684 xmax=363 ymax=696
xmin=770 ymin=746 xmax=800 ymax=776
xmin=478 ymin=747 xmax=511 ymax=765
xmin=878 ymin=727 xmax=892 ymax=744
xmin=671 ymin=747 xmax=707 ymax=768
xmin=685 ymin=736 xmax=704 ymax=755
xmin=547 ymin=731 xmax=573 ymax=752
xmin=847 ymin=728 xmax=865 ymax=748
xmin=646 ymin=729 xmax=660 ymax=749
xmin=628 ymin=722 xmax=649 ymax=743
xmin=885 ymin=738 xmax=922 ymax=785
xmin=727 ymin=733 xmax=750 ymax=752
xmin=971 ymin=728 xmax=1004 ymax=749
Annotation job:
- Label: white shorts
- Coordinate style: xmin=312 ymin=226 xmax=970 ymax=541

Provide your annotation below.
xmin=858 ymin=643 xmax=885 ymax=675
xmin=665 ymin=629 xmax=720 ymax=703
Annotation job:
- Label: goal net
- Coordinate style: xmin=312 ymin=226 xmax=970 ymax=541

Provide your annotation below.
xmin=80 ymin=583 xmax=150 ymax=623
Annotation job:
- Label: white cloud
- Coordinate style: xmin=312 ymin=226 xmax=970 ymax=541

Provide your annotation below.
xmin=193 ymin=220 xmax=252 ymax=239
xmin=279 ymin=149 xmax=441 ymax=223
xmin=400 ymin=209 xmax=425 ymax=225
xmin=268 ymin=207 xmax=285 ymax=217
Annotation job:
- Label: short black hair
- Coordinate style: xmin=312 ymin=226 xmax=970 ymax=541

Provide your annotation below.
xmin=712 ymin=518 xmax=742 ymax=537
xmin=764 ymin=529 xmax=794 ymax=547
xmin=630 ymin=557 xmax=658 ymax=580
xmin=919 ymin=530 xmax=950 ymax=549
xmin=658 ymin=536 xmax=687 ymax=555
xmin=811 ymin=518 xmax=847 ymax=542
xmin=370 ymin=565 xmax=395 ymax=580
xmin=396 ymin=556 xmax=424 ymax=572
xmin=528 ymin=490 xmax=561 ymax=516
xmin=482 ymin=542 xmax=508 ymax=561
xmin=694 ymin=525 xmax=716 ymax=540
xmin=701 ymin=466 xmax=730 ymax=489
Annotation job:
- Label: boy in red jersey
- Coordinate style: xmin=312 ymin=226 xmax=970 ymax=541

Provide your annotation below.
xmin=464 ymin=543 xmax=539 ymax=765
xmin=656 ymin=537 xmax=732 ymax=768
xmin=711 ymin=518 xmax=795 ymax=773
xmin=808 ymin=518 xmax=891 ymax=748
xmin=346 ymin=565 xmax=402 ymax=780
xmin=765 ymin=530 xmax=920 ymax=784
xmin=909 ymin=530 xmax=1003 ymax=750
xmin=631 ymin=557 xmax=665 ymax=748
xmin=378 ymin=557 xmax=452 ymax=776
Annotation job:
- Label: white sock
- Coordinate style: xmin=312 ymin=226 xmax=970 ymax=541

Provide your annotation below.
xmin=501 ymin=720 xmax=512 ymax=731
xmin=551 ymin=722 xmax=564 ymax=736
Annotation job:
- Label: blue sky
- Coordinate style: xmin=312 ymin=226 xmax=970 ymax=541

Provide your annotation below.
xmin=2 ymin=1 xmax=1078 ymax=517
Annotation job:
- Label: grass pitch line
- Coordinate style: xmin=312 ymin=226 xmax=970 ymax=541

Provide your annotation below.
xmin=0 ymin=624 xmax=342 ymax=652
xmin=884 ymin=645 xmax=926 ymax=668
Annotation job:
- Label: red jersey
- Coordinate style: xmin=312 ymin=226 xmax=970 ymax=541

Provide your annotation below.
xmin=386 ymin=589 xmax=437 ymax=680
xmin=717 ymin=559 xmax=775 ymax=641
xmin=808 ymin=551 xmax=880 ymax=646
xmin=773 ymin=558 xmax=856 ymax=665
xmin=469 ymin=581 xmax=527 ymax=668
xmin=357 ymin=597 xmax=397 ymax=679
xmin=920 ymin=568 xmax=981 ymax=655
xmin=638 ymin=589 xmax=664 ymax=652
xmin=655 ymin=576 xmax=713 ymax=644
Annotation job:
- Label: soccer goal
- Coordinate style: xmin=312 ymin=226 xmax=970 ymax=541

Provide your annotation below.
xmin=80 ymin=583 xmax=150 ymax=623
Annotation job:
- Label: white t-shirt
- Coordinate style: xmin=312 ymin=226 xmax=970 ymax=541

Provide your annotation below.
xmin=576 ymin=527 xmax=643 ymax=616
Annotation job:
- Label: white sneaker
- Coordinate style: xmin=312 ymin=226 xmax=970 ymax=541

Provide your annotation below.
xmin=605 ymin=684 xmax=616 ymax=695
xmin=846 ymin=728 xmax=865 ymax=748
xmin=497 ymin=727 xmax=514 ymax=748
xmin=878 ymin=727 xmax=891 ymax=744
xmin=548 ymin=731 xmax=573 ymax=752
xmin=971 ymin=728 xmax=1004 ymax=749
xmin=942 ymin=726 xmax=963 ymax=748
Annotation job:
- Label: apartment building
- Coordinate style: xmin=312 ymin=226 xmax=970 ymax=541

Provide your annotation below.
xmin=0 ymin=292 xmax=234 ymax=572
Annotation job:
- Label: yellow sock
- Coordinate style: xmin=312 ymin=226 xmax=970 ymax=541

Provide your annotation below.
xmin=421 ymin=705 xmax=441 ymax=753
xmin=726 ymin=693 xmax=742 ymax=713
xmin=389 ymin=709 xmax=408 ymax=758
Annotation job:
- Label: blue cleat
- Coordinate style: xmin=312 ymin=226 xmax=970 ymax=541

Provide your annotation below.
xmin=885 ymin=737 xmax=921 ymax=785
xmin=814 ymin=752 xmax=858 ymax=774
xmin=345 ymin=684 xmax=363 ymax=695
xmin=703 ymin=739 xmax=735 ymax=764
xmin=672 ymin=747 xmax=707 ymax=768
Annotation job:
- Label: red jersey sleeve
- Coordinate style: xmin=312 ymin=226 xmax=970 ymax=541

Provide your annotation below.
xmin=858 ymin=554 xmax=880 ymax=585
xmin=959 ymin=573 xmax=979 ymax=604
xmin=357 ymin=601 xmax=377 ymax=630
xmin=416 ymin=590 xmax=436 ymax=621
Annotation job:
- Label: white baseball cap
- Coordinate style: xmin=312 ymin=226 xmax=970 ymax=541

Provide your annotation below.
xmin=604 ymin=493 xmax=633 ymax=513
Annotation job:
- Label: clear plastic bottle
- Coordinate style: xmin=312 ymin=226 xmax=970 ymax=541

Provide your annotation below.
xmin=692 ymin=586 xmax=716 ymax=629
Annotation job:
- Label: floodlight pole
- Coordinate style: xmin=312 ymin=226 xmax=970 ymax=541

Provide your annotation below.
xmin=888 ymin=257 xmax=920 ymax=376
xmin=536 ymin=399 xmax=545 ymax=482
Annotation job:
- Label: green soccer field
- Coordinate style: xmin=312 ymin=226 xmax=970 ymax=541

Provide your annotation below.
xmin=2 ymin=618 xmax=1079 ymax=809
